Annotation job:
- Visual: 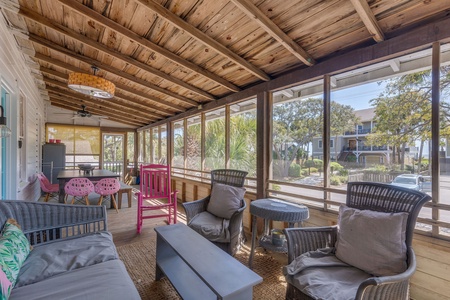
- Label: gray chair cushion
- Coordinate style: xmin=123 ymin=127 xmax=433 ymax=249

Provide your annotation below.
xmin=335 ymin=205 xmax=408 ymax=276
xmin=206 ymin=183 xmax=246 ymax=219
xmin=16 ymin=231 xmax=118 ymax=287
xmin=188 ymin=211 xmax=230 ymax=243
xmin=286 ymin=264 xmax=371 ymax=300
xmin=284 ymin=248 xmax=372 ymax=300
xmin=11 ymin=260 xmax=140 ymax=300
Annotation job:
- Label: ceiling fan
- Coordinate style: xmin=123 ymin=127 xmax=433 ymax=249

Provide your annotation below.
xmin=72 ymin=105 xmax=108 ymax=120
xmin=54 ymin=105 xmax=108 ymax=120
xmin=75 ymin=105 xmax=92 ymax=118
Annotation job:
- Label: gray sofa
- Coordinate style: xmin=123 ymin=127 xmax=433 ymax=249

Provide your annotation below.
xmin=0 ymin=200 xmax=140 ymax=300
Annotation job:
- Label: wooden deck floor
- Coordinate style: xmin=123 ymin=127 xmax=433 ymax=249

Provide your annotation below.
xmin=106 ymin=191 xmax=186 ymax=247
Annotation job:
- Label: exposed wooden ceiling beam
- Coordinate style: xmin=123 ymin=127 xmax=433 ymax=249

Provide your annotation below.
xmin=47 ymin=96 xmax=152 ymax=127
xmin=18 ymin=6 xmax=215 ymax=101
xmin=39 ymin=66 xmax=169 ymax=119
xmin=28 ymin=33 xmax=198 ymax=108
xmin=230 ymin=0 xmax=315 ymax=66
xmin=49 ymin=97 xmax=147 ymax=126
xmin=134 ymin=0 xmax=270 ymax=81
xmin=350 ymin=0 xmax=385 ymax=42
xmin=50 ymin=101 xmax=144 ymax=127
xmin=43 ymin=78 xmax=157 ymax=123
xmin=56 ymin=0 xmax=241 ymax=93
xmin=35 ymin=53 xmax=178 ymax=116
xmin=47 ymin=89 xmax=152 ymax=125
xmin=50 ymin=100 xmax=144 ymax=127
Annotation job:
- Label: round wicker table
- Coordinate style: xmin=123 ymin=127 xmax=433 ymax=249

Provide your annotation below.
xmin=248 ymin=198 xmax=309 ymax=269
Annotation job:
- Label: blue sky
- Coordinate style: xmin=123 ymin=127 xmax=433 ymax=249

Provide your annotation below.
xmin=331 ymin=81 xmax=387 ymax=110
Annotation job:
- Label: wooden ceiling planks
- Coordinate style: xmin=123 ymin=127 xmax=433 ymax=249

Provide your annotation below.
xmin=1 ymin=0 xmax=449 ymax=128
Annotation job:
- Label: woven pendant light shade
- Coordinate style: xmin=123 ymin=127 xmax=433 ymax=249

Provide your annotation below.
xmin=68 ymin=72 xmax=115 ymax=98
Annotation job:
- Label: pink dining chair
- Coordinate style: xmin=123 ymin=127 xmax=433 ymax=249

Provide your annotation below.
xmin=37 ymin=172 xmax=59 ymax=202
xmin=136 ymin=164 xmax=177 ymax=233
xmin=64 ymin=178 xmax=95 ymax=205
xmin=94 ymin=178 xmax=120 ymax=213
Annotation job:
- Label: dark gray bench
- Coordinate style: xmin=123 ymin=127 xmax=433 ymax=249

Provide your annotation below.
xmin=154 ymin=223 xmax=262 ymax=299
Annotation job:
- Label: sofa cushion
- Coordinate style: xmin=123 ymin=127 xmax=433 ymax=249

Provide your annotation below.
xmin=207 ymin=183 xmax=245 ymax=219
xmin=188 ymin=211 xmax=230 ymax=243
xmin=335 ymin=205 xmax=408 ymax=276
xmin=15 ymin=231 xmax=118 ymax=288
xmin=0 ymin=219 xmax=31 ymax=290
xmin=10 ymin=260 xmax=140 ymax=300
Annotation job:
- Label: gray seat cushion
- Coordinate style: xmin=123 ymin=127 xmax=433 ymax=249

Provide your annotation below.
xmin=283 ymin=249 xmax=371 ymax=300
xmin=188 ymin=211 xmax=230 ymax=243
xmin=286 ymin=265 xmax=371 ymax=300
xmin=16 ymin=231 xmax=118 ymax=287
xmin=10 ymin=260 xmax=140 ymax=300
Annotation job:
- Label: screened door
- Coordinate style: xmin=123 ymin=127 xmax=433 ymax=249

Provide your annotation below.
xmin=102 ymin=133 xmax=125 ymax=180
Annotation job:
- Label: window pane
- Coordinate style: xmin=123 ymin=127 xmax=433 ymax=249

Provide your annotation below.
xmin=74 ymin=127 xmax=100 ymax=155
xmin=160 ymin=124 xmax=167 ymax=164
xmin=127 ymin=132 xmax=135 ymax=164
xmin=173 ymin=120 xmax=184 ymax=169
xmin=328 ymin=48 xmax=433 ymax=212
xmin=138 ymin=131 xmax=144 ymax=164
xmin=230 ymin=99 xmax=257 ymax=179
xmin=145 ymin=130 xmax=151 ymax=163
xmin=205 ymin=108 xmax=225 ymax=171
xmin=271 ymin=82 xmax=324 ymax=204
xmin=186 ymin=116 xmax=201 ymax=173
xmin=439 ymin=43 xmax=450 ymax=236
xmin=152 ymin=128 xmax=159 ymax=164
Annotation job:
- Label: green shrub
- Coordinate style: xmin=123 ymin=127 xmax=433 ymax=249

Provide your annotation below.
xmin=289 ymin=163 xmax=301 ymax=177
xmin=304 ymin=160 xmax=316 ymax=168
xmin=309 ymin=167 xmax=318 ymax=173
xmin=272 ymin=184 xmax=281 ymax=191
xmin=313 ymin=159 xmax=323 ymax=172
xmin=330 ymin=175 xmax=348 ymax=186
xmin=330 ymin=162 xmax=343 ymax=173
xmin=338 ymin=168 xmax=349 ymax=176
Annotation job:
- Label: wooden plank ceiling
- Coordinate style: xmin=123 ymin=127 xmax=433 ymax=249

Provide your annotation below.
xmin=1 ymin=0 xmax=450 ymax=128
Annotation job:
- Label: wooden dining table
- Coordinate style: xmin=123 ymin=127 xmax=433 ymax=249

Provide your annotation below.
xmin=57 ymin=169 xmax=120 ymax=204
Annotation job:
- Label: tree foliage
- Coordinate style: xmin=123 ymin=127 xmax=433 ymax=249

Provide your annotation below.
xmin=272 ymin=98 xmax=359 ymax=178
xmin=366 ymin=67 xmax=450 ymax=169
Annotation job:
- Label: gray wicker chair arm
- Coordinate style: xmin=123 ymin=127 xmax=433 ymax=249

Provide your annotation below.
xmin=181 ymin=196 xmax=210 ymax=223
xmin=228 ymin=199 xmax=247 ymax=236
xmin=355 ymin=247 xmax=416 ymax=300
xmin=284 ymin=226 xmax=338 ymax=263
xmin=0 ymin=201 xmax=107 ymax=246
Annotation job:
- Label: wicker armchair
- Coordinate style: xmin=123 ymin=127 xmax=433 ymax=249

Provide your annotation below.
xmin=182 ymin=169 xmax=248 ymax=256
xmin=0 ymin=200 xmax=107 ymax=246
xmin=284 ymin=182 xmax=432 ymax=300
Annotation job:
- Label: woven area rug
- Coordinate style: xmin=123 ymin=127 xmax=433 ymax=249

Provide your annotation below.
xmin=116 ymin=240 xmax=286 ymax=300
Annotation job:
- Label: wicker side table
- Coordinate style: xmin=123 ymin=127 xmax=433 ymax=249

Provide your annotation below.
xmin=248 ymin=198 xmax=309 ymax=269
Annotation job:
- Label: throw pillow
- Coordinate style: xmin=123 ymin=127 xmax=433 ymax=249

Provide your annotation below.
xmin=207 ymin=183 xmax=246 ymax=219
xmin=0 ymin=219 xmax=32 ymax=289
xmin=335 ymin=205 xmax=408 ymax=277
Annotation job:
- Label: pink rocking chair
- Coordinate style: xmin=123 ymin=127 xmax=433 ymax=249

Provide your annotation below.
xmin=136 ymin=164 xmax=178 ymax=233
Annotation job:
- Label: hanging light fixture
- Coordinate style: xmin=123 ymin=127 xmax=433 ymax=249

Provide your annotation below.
xmin=67 ymin=66 xmax=115 ymax=98
xmin=0 ymin=105 xmax=11 ymax=138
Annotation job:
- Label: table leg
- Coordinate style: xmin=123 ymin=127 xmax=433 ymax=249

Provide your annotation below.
xmin=248 ymin=215 xmax=258 ymax=269
xmin=58 ymin=179 xmax=65 ymax=203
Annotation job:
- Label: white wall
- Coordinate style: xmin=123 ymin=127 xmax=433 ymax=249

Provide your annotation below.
xmin=0 ymin=14 xmax=45 ymax=200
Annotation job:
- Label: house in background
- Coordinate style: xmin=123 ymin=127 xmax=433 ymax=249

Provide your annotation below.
xmin=312 ymin=107 xmax=418 ymax=166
